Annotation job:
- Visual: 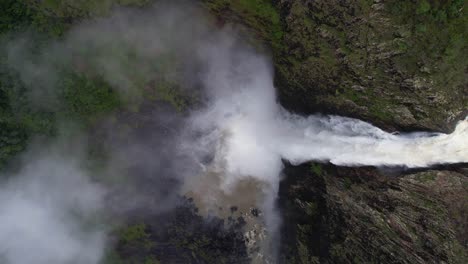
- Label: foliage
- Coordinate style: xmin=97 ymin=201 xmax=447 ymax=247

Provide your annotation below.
xmin=102 ymin=251 xmax=125 ymax=264
xmin=0 ymin=0 xmax=32 ymax=34
xmin=60 ymin=72 xmax=122 ymax=123
xmin=416 ymin=0 xmax=431 ymax=14
xmin=303 ymin=201 xmax=317 ymax=218
xmin=0 ymin=0 xmax=187 ymax=168
xmin=119 ymin=223 xmax=152 ymax=246
xmin=0 ymin=53 xmax=122 ymax=167
xmin=309 ymin=163 xmax=323 ymax=176
xmin=0 ymin=122 xmax=27 ymax=168
xmin=204 ymin=0 xmax=284 ymax=51
xmin=147 ymin=80 xmax=188 ymax=112
xmin=113 ymin=200 xmax=249 ymax=264
xmin=16 ymin=0 xmax=155 ymax=36
xmin=343 ymin=177 xmax=352 ymax=190
xmin=0 ymin=52 xmax=54 ymax=168
xmin=416 ymin=171 xmax=437 ymax=183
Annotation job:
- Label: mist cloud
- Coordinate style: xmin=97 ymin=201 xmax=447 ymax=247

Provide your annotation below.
xmin=0 ymin=139 xmax=105 ymax=264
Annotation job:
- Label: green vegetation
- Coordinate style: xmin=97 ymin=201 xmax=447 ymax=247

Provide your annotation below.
xmin=27 ymin=0 xmax=155 ymax=36
xmin=416 ymin=171 xmax=437 ymax=183
xmin=386 ymin=0 xmax=467 ymax=120
xmin=0 ymin=0 xmax=32 ymax=34
xmin=303 ymin=201 xmax=318 ymax=218
xmin=112 ymin=203 xmax=249 ymax=263
xmin=388 ymin=0 xmax=466 ymax=66
xmin=0 ymin=57 xmax=123 ymax=167
xmin=109 ymin=223 xmax=160 ymax=264
xmin=309 ymin=163 xmax=323 ymax=176
xmin=119 ymin=223 xmax=155 ymax=250
xmin=60 ymin=72 xmax=121 ymax=123
xmin=0 ymin=122 xmax=27 ymax=167
xmin=416 ymin=0 xmax=432 ymax=14
xmin=146 ymin=80 xmax=188 ymax=112
xmin=0 ymin=45 xmax=54 ymax=166
xmin=295 ymin=246 xmax=319 ymax=264
xmin=102 ymin=251 xmax=124 ymax=264
xmin=204 ymin=0 xmax=284 ymax=51
xmin=0 ymin=0 xmax=187 ymax=169
xmin=343 ymin=177 xmax=352 ymax=190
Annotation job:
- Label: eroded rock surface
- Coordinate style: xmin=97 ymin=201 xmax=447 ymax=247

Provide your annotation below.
xmin=279 ymin=163 xmax=468 ymax=263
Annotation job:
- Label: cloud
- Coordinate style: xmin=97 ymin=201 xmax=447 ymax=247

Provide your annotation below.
xmin=0 ymin=138 xmax=105 ymax=264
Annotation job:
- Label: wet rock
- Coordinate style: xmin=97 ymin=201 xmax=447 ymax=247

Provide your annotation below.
xmin=351 ymin=84 xmax=366 ymax=92
xmin=389 ymin=106 xmax=417 ymax=127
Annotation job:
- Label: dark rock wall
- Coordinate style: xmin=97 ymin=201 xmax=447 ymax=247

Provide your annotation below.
xmin=279 ymin=163 xmax=468 ymax=263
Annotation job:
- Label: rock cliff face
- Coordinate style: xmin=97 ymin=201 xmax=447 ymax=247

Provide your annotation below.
xmin=279 ymin=163 xmax=468 ymax=263
xmin=206 ymin=0 xmax=466 ymax=131
xmin=274 ymin=0 xmax=467 ymax=132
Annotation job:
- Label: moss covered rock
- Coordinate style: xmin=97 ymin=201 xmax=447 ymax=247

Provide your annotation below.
xmin=206 ymin=0 xmax=467 ymax=131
